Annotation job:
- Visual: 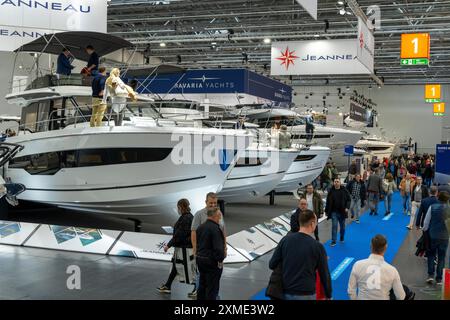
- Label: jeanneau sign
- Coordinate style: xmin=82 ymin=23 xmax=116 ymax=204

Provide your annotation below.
xmin=0 ymin=0 xmax=107 ymax=52
xmin=271 ymin=39 xmax=372 ymax=75
xmin=0 ymin=1 xmax=91 ymax=13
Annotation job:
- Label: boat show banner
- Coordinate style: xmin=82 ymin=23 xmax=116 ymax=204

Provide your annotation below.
xmin=435 ymin=144 xmax=450 ymax=185
xmin=0 ymin=0 xmax=108 ymax=52
xmin=0 ymin=220 xmax=39 ymax=245
xmin=271 ymin=39 xmax=372 ymax=76
xmin=226 ymin=227 xmax=278 ymax=261
xmin=133 ymin=68 xmax=293 ymax=103
xmin=255 ymin=219 xmax=290 ymax=243
xmin=24 ymin=225 xmax=120 ymax=254
xmin=108 ymin=232 xmax=174 ymax=261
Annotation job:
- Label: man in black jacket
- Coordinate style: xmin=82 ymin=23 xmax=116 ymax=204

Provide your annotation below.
xmin=415 ymin=186 xmax=439 ymax=229
xmin=290 ymin=198 xmax=308 ymax=233
xmin=196 ymin=207 xmax=225 ymax=300
xmin=270 ymin=209 xmax=332 ymax=300
xmin=326 ymin=178 xmax=351 ymax=247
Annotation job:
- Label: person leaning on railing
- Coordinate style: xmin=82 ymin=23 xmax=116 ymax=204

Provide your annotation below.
xmin=103 ymin=68 xmax=137 ymax=127
xmin=90 ymin=67 xmax=107 ymax=127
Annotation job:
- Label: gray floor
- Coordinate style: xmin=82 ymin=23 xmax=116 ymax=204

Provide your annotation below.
xmin=0 ymin=195 xmax=447 ymax=300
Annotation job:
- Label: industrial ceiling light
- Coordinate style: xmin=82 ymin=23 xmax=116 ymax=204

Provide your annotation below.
xmin=263 ymin=38 xmax=271 ymax=44
xmin=314 ymin=34 xmax=320 ymax=38
xmin=337 ymin=0 xmax=344 ymax=5
xmin=159 ymin=42 xmax=166 ymax=47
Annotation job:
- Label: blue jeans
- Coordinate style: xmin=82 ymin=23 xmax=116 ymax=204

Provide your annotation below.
xmin=402 ymin=194 xmax=411 ymax=213
xmin=331 ymin=212 xmax=346 ymax=243
xmin=384 ymin=193 xmax=393 ymax=213
xmin=350 ymin=198 xmax=361 ymax=219
xmin=368 ymin=192 xmax=379 ymax=213
xmin=284 ymin=293 xmax=316 ymax=300
xmin=427 ymin=239 xmax=448 ymax=281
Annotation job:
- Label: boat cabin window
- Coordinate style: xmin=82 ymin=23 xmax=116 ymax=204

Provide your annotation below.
xmin=9 ymin=148 xmax=173 ymax=175
xmin=253 ymin=116 xmax=303 ymax=128
xmin=21 ymin=102 xmax=39 ymax=132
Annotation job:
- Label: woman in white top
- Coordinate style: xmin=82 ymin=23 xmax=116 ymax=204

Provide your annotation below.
xmin=102 ymin=68 xmax=137 ymax=126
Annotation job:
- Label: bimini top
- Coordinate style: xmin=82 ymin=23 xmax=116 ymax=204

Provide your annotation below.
xmin=123 ymin=65 xmax=186 ymax=78
xmin=15 ymin=31 xmax=133 ymax=61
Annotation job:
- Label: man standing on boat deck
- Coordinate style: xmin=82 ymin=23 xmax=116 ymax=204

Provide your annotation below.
xmin=56 ymin=48 xmax=74 ymax=76
xmin=191 ymin=192 xmax=227 ymax=299
xmin=90 ymin=67 xmax=107 ymax=127
xmin=85 ymin=45 xmax=100 ymax=76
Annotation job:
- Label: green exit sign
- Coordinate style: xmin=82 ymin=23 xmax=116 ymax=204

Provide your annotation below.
xmin=434 ymin=112 xmax=444 ymax=116
xmin=426 ymin=98 xmax=441 ymax=103
xmin=401 ymin=58 xmax=429 ymax=66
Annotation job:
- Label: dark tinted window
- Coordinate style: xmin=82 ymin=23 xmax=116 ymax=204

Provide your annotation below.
xmin=295 ymin=155 xmax=317 ymax=162
xmin=9 ymin=148 xmax=172 ymax=175
xmin=235 ymin=157 xmax=266 ymax=167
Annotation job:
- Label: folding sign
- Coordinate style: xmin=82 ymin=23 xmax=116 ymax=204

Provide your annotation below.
xmin=425 ymin=84 xmax=441 ymax=103
xmin=433 ymin=103 xmax=445 ymax=116
xmin=401 ymin=33 xmax=430 ymax=66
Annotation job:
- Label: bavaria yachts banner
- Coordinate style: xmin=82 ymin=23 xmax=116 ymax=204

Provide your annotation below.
xmin=271 ymin=39 xmax=372 ymax=75
xmin=0 ymin=0 xmax=108 ymax=51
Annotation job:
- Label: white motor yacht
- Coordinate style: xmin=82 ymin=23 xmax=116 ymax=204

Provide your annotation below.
xmin=240 ymin=108 xmax=363 ymax=172
xmin=355 ymin=136 xmax=395 ymax=161
xmin=218 ymin=143 xmax=298 ymax=203
xmin=4 ymin=83 xmax=252 ymax=217
xmin=274 ymin=145 xmax=330 ymax=193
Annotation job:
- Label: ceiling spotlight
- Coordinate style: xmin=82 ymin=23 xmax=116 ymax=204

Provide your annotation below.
xmin=263 ymin=38 xmax=271 ymax=44
xmin=314 ymin=34 xmax=320 ymax=38
xmin=337 ymin=0 xmax=344 ymax=5
xmin=211 ymin=42 xmax=217 ymax=45
xmin=339 ymin=8 xmax=346 ymax=15
xmin=159 ymin=42 xmax=166 ymax=47
xmin=346 ymin=86 xmax=350 ymax=91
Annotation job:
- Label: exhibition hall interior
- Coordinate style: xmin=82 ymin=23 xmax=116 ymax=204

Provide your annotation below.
xmin=0 ymin=0 xmax=449 ymax=305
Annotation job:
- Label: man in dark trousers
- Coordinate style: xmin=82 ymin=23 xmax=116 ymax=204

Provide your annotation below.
xmin=423 ymin=191 xmax=450 ymax=285
xmin=301 ymin=184 xmax=324 ymax=241
xmin=326 ymin=178 xmax=351 ymax=247
xmin=196 ymin=207 xmax=225 ymax=300
xmin=270 ymin=209 xmax=332 ymax=300
xmin=290 ymin=198 xmax=308 ymax=233
xmin=367 ymin=168 xmax=384 ymax=216
xmin=415 ymin=186 xmax=439 ymax=229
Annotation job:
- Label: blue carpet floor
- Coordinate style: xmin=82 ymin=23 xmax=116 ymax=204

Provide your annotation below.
xmin=251 ymin=191 xmax=410 ymax=300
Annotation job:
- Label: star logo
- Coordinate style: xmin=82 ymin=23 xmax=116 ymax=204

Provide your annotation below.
xmin=276 ymin=47 xmax=299 ymax=70
xmin=359 ymin=32 xmax=364 ymax=49
xmin=189 ymin=75 xmax=221 ymax=83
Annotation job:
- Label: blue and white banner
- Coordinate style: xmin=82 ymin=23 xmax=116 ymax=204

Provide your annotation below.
xmin=25 ymin=225 xmax=120 ymax=254
xmin=435 ymin=144 xmax=450 ymax=185
xmin=0 ymin=0 xmax=108 ymax=51
xmin=134 ymin=68 xmax=292 ymax=103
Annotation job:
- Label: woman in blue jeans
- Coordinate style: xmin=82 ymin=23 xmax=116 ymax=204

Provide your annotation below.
xmin=383 ymin=173 xmax=397 ymax=215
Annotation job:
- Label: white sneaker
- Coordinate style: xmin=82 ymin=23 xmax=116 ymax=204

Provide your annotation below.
xmin=426 ymin=277 xmax=434 ymax=284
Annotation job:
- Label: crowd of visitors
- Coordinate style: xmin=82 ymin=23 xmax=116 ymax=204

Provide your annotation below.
xmin=156 ymin=152 xmax=447 ymax=301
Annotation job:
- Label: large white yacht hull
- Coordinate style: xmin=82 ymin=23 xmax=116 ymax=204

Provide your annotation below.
xmin=275 ymin=146 xmax=330 ymax=192
xmin=5 ymin=126 xmax=251 ymax=217
xmin=218 ymin=146 xmax=298 ymax=203
xmin=288 ymin=125 xmax=361 ymax=171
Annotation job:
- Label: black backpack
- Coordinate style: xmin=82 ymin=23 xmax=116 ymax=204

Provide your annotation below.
xmin=390 ymin=284 xmax=415 ymax=300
